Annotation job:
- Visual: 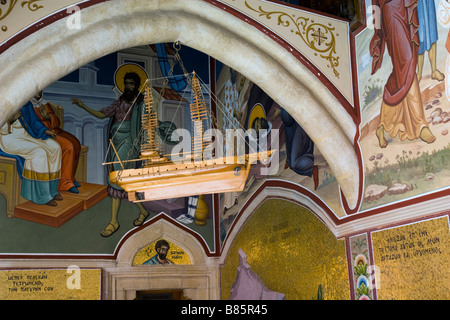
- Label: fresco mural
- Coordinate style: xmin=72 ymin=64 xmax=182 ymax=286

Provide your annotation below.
xmin=0 ymin=43 xmax=217 ymax=255
xmin=215 ymin=64 xmax=344 ymax=247
xmin=356 ymin=0 xmax=450 ymax=211
xmin=0 ymin=40 xmax=347 ymax=256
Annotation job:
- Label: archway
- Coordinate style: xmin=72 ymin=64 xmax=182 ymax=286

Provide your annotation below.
xmin=0 ymin=0 xmax=360 ymax=209
xmin=220 ymin=197 xmax=349 ymax=299
xmin=111 ymin=216 xmax=220 ymax=300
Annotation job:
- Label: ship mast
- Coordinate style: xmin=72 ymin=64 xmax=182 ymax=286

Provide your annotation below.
xmin=190 ymin=72 xmax=211 ymax=161
xmin=140 ymin=82 xmax=161 ymax=161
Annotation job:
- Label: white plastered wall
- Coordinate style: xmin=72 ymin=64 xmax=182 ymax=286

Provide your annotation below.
xmin=0 ymin=0 xmax=360 ymax=210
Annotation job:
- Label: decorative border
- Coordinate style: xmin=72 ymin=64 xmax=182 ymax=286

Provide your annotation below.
xmin=348 ymin=233 xmax=374 ymax=300
xmin=244 ymin=1 xmax=341 ymax=78
xmin=0 ymin=0 xmax=45 ymax=32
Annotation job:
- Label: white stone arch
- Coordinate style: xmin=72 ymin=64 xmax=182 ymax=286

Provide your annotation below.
xmin=0 ymin=0 xmax=360 ymax=209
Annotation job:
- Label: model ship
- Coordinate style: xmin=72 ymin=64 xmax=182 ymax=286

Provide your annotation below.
xmin=106 ymin=72 xmax=273 ymax=202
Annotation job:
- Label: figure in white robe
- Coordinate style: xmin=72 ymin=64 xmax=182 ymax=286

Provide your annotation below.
xmin=0 ymin=102 xmax=62 ymax=206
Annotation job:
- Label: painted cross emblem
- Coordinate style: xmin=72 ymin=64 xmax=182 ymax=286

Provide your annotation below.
xmin=311 ymin=28 xmax=327 ymax=46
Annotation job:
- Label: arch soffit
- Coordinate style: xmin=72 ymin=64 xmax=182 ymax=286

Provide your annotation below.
xmin=116 ymin=215 xmax=207 ymax=265
xmin=219 ymin=183 xmax=340 ymax=264
xmin=0 ymin=0 xmax=360 ymax=209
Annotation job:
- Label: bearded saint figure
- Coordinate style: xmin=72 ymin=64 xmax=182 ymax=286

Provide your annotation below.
xmin=72 ymin=65 xmax=151 ymax=237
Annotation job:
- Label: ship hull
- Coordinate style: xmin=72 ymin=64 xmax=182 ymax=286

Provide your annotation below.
xmin=109 ymin=159 xmax=251 ymax=202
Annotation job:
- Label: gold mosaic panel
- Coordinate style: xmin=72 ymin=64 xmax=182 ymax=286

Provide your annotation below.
xmin=133 ymin=239 xmax=191 ymax=265
xmin=371 ymin=216 xmax=450 ymax=300
xmin=0 ymin=268 xmax=101 ymax=300
xmin=221 ymin=199 xmax=349 ymax=300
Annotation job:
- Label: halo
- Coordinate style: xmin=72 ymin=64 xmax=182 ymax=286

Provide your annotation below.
xmin=247 ymin=103 xmax=266 ymax=129
xmin=247 ymin=103 xmax=272 ymax=143
xmin=114 ymin=63 xmax=149 ymax=93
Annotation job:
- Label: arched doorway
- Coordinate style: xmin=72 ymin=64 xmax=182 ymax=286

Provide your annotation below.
xmin=220 ymin=197 xmax=349 ymax=299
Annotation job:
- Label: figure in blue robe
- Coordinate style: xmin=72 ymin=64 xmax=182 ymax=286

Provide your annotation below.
xmin=417 ymin=0 xmax=444 ymax=82
xmin=281 ymin=108 xmax=315 ymax=177
xmin=0 ymin=102 xmax=61 ymax=205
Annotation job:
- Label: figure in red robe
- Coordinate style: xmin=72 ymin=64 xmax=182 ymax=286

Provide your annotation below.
xmin=32 ymin=92 xmax=81 ymax=193
xmin=370 ymin=0 xmax=436 ymax=147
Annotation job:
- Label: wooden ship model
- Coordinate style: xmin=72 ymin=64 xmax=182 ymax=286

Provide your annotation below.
xmin=107 ymin=72 xmax=273 ymax=202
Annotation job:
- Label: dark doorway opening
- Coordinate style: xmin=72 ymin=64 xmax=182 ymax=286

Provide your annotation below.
xmin=135 ymin=290 xmax=188 ymax=300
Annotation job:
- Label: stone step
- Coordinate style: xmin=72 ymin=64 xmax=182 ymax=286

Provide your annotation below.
xmin=14 ymin=183 xmax=107 ymax=227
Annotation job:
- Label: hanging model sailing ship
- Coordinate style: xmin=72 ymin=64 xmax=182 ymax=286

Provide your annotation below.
xmin=106 ymin=72 xmax=273 ymax=203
